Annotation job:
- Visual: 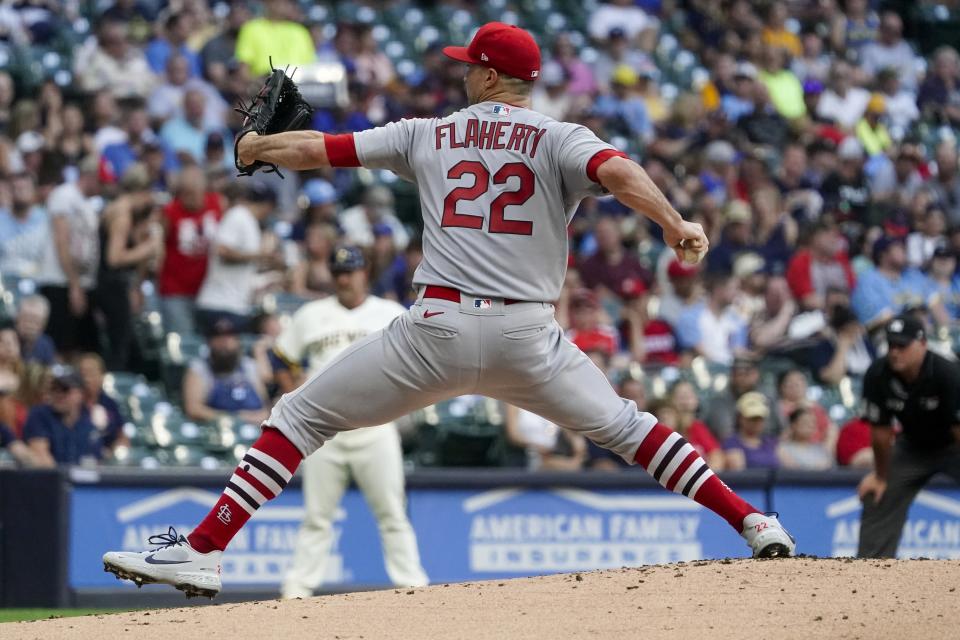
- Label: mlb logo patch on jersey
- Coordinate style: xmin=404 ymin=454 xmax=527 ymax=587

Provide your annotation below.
xmin=474 ymin=298 xmax=493 ymax=309
xmin=492 ymin=104 xmax=511 ymax=117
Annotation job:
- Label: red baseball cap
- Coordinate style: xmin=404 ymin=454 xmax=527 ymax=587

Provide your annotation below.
xmin=572 ymin=329 xmax=617 ymax=357
xmin=442 ymin=22 xmax=541 ymax=82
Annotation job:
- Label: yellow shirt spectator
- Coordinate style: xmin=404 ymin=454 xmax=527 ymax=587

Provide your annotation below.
xmin=759 ymin=69 xmax=807 ymax=120
xmin=856 ymin=93 xmax=892 ymax=156
xmin=235 ymin=18 xmax=315 ymax=76
xmin=762 ymin=27 xmax=802 ymax=57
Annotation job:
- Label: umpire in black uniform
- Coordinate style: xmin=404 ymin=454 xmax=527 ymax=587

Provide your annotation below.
xmin=857 ymin=315 xmax=960 ymax=558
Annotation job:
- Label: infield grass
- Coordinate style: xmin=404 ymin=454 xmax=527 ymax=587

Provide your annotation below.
xmin=0 ymin=608 xmax=125 ymax=623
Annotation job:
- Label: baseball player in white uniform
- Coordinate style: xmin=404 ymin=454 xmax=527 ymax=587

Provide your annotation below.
xmin=278 ymin=245 xmax=427 ymax=597
xmin=104 ymin=22 xmax=795 ymax=598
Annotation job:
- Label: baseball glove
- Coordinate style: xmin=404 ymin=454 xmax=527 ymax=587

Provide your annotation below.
xmin=234 ymin=61 xmax=314 ymax=178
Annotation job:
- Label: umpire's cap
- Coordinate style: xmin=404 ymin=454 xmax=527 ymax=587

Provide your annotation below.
xmin=442 ymin=22 xmax=541 ymax=81
xmin=886 ymin=315 xmax=925 ymax=347
xmin=330 ymin=245 xmax=366 ymax=274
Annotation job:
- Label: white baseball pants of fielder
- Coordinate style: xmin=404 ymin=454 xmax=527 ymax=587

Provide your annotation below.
xmin=266 ymin=288 xmax=658 ymax=464
xmin=281 ymin=424 xmax=428 ymax=597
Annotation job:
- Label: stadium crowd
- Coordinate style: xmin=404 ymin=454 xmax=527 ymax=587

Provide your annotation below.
xmin=0 ymin=0 xmax=958 ymax=474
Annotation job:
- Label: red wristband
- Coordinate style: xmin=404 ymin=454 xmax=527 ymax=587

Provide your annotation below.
xmin=324 ymin=133 xmax=361 ymax=167
xmin=586 ymin=149 xmax=629 ymax=183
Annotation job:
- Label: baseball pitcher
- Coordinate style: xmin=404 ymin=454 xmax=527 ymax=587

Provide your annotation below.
xmin=105 ymin=22 xmax=795 ymax=598
xmin=278 ymin=246 xmax=427 ymax=597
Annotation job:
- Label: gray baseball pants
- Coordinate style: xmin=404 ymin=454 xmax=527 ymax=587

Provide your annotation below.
xmin=857 ymin=441 xmax=960 ymax=558
xmin=266 ymin=288 xmax=657 ymax=462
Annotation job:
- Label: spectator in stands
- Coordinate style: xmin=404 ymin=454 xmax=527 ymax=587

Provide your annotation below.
xmin=749 ymin=275 xmax=797 ymax=353
xmin=77 ymin=353 xmax=127 ymax=455
xmin=820 ymin=138 xmax=871 ymax=224
xmin=773 ymin=368 xmax=836 ymax=443
xmin=101 ymin=99 xmax=156 ymax=183
xmin=182 ymin=317 xmax=269 ymax=424
xmin=758 ymin=45 xmax=805 ymax=121
xmin=0 ymin=172 xmax=48 ymax=278
xmin=851 ymin=235 xmax=942 ymax=331
xmin=196 ymin=182 xmax=279 ymax=332
xmin=704 ymin=354 xmax=772 ymax=439
xmin=290 ymin=222 xmax=338 ymax=299
xmin=786 ymin=218 xmax=855 ymax=311
xmin=579 ymin=215 xmax=652 ymax=301
xmin=752 ymin=186 xmax=797 ymax=274
xmin=929 ymin=141 xmax=960 ymax=226
xmin=736 ymin=82 xmax=790 ymax=150
xmin=835 ymin=417 xmax=874 ymax=468
xmin=707 ymin=200 xmax=753 ymax=275
xmin=926 ymin=246 xmax=960 ymax=320
xmin=159 ymin=89 xmax=230 ymax=167
xmin=97 ymin=164 xmax=163 ymax=370
xmin=860 ymin=12 xmax=920 ymax=92
xmin=235 ymin=0 xmax=316 ymax=76
xmin=566 ymin=289 xmax=619 ymax=368
xmin=74 ymin=20 xmax=155 ymax=99
xmin=676 ymin=271 xmax=746 ymax=366
xmin=906 ymin=206 xmax=947 ymax=269
xmin=36 ymin=155 xmax=101 ymax=357
xmin=339 ymin=185 xmax=408 ymax=251
xmin=830 ymin=0 xmax=878 ymax=55
xmin=722 ymin=391 xmax=780 ymax=470
xmin=855 ymin=94 xmax=891 ymax=158
xmin=23 ymin=365 xmax=101 ymax=467
xmin=870 ymin=141 xmax=924 ymax=207
xmin=376 ymin=236 xmax=423 ymax=307
xmin=917 ymin=46 xmax=960 ymax=127
xmin=145 ymin=12 xmax=201 ymax=79
xmin=0 ymin=419 xmax=34 ymax=466
xmin=592 ymin=66 xmax=654 ymax=143
xmin=503 ymin=404 xmax=584 ymax=471
xmin=292 ymin=178 xmax=338 ymax=241
xmin=816 ymin=61 xmax=870 ymax=131
xmin=590 ymin=27 xmax=651 ymax=93
xmin=588 ymin=0 xmax=656 ymax=43
xmin=806 ymin=295 xmax=873 ymax=384
xmin=531 ymin=62 xmax=571 ymax=122
xmin=0 ymin=324 xmax=21 ymax=378
xmin=657 ymin=258 xmax=701 ymax=327
xmin=201 ymin=2 xmax=251 ymax=86
xmin=158 ymin=166 xmax=223 ymax=336
xmin=353 ymin=24 xmax=394 ymax=88
xmin=149 ymin=54 xmax=217 ymax=130
xmin=722 ymin=62 xmax=758 ymax=123
xmin=777 ymin=407 xmax=834 ymax=470
xmin=761 ymin=1 xmax=800 ymax=56
xmin=14 ymin=295 xmax=55 ymax=366
xmin=791 ymin=31 xmax=831 ymax=83
xmin=669 ymin=380 xmax=724 ymax=470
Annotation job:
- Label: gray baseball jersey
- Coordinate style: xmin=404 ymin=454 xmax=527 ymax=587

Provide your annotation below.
xmin=353 ymin=101 xmax=622 ymax=302
xmin=267 ymin=102 xmax=658 ymax=468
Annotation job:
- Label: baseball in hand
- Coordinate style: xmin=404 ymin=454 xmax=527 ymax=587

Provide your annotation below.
xmin=679 ymin=239 xmax=706 ymax=265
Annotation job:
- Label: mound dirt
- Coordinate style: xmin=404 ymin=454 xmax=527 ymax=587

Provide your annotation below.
xmin=8 ymin=558 xmax=960 ymax=639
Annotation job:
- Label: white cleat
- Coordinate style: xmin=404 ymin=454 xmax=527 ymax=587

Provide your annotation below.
xmin=742 ymin=512 xmax=796 ymax=558
xmin=103 ymin=527 xmax=222 ymax=599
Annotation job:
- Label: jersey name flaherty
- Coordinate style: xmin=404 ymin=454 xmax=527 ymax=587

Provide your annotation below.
xmin=434 ymin=119 xmax=548 ymax=157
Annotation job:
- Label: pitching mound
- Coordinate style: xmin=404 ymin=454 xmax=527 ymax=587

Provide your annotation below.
xmin=8 ymin=558 xmax=960 ymax=639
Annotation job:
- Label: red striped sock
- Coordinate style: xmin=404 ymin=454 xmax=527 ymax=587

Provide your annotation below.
xmin=634 ymin=423 xmax=757 ymax=530
xmin=188 ymin=427 xmax=303 ymax=553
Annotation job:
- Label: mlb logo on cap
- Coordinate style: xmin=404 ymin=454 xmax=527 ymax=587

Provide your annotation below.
xmin=474 ymin=298 xmax=492 ymax=309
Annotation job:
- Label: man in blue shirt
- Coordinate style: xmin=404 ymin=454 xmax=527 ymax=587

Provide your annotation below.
xmin=23 ymin=366 xmax=102 ymax=466
xmin=852 ymin=236 xmax=947 ymax=331
xmin=15 ymin=295 xmax=57 ymax=366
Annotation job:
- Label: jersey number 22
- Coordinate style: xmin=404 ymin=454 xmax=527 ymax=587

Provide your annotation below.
xmin=441 ymin=161 xmax=534 ymax=236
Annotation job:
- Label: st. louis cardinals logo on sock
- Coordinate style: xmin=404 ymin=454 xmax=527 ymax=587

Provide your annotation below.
xmin=216 ymin=504 xmax=232 ymax=525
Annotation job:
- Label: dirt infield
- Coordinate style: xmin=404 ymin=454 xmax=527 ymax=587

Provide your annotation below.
xmin=8 ymin=558 xmax=960 ymax=640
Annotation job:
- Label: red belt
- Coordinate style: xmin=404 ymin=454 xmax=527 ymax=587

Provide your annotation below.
xmin=423 ymin=285 xmax=521 ymax=305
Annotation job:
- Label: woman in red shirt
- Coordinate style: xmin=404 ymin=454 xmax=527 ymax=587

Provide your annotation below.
xmin=668 ymin=379 xmax=725 ymax=470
